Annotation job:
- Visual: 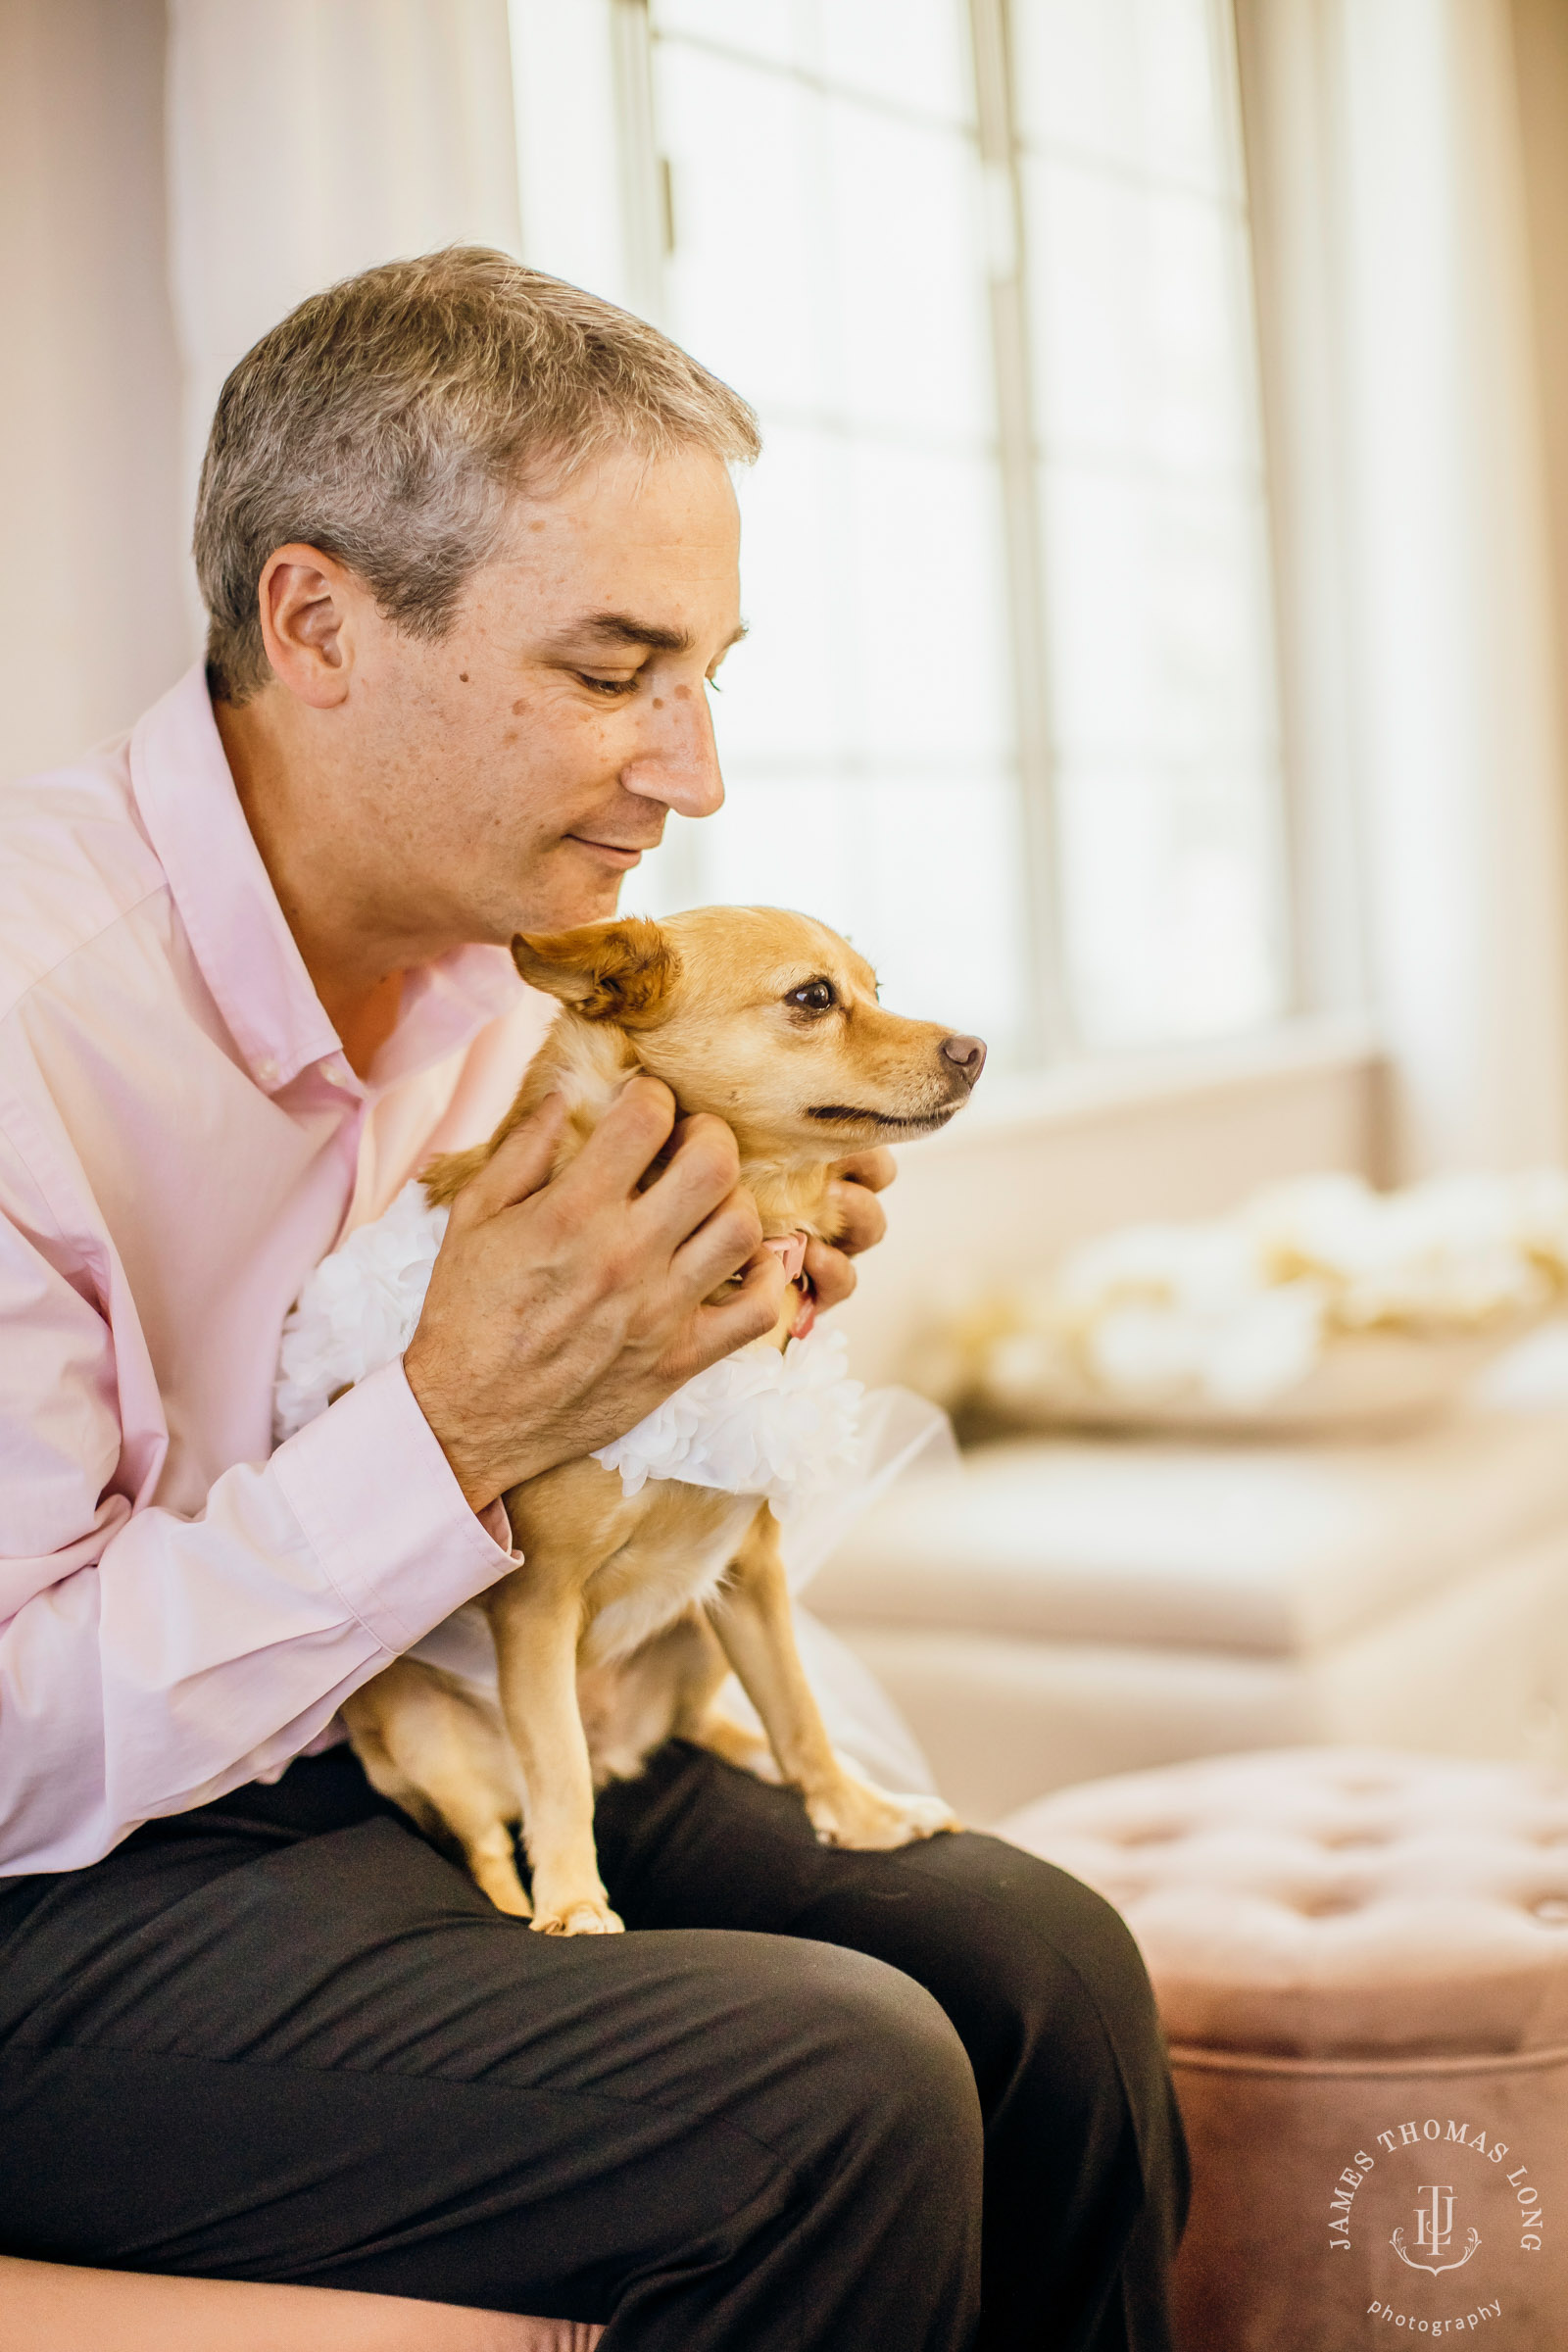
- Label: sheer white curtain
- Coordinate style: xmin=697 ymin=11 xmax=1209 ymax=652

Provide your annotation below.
xmin=165 ymin=0 xmax=523 ymax=573
xmin=1240 ymin=0 xmax=1568 ymax=1175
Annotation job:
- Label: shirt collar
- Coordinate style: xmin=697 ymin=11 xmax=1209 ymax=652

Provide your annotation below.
xmin=128 ymin=663 xmax=521 ymax=1096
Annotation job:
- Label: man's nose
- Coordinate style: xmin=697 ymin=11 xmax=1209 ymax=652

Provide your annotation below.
xmin=621 ymin=691 xmax=725 ymax=819
xmin=941 ymin=1034 xmax=987 ymax=1087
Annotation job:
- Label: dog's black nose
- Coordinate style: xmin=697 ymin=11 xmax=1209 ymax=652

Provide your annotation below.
xmin=941 ymin=1033 xmax=987 ymax=1086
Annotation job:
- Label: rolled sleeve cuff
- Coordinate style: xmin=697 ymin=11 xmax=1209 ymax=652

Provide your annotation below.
xmin=269 ymin=1358 xmax=513 ymax=1654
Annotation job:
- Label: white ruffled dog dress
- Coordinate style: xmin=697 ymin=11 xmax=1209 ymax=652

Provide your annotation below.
xmin=273 ymin=1182 xmax=956 ymax=1794
xmin=273 ymin=1181 xmax=864 ymax=1512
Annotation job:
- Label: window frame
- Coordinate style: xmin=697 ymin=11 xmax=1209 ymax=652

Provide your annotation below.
xmin=514 ymin=0 xmax=1344 ymax=1082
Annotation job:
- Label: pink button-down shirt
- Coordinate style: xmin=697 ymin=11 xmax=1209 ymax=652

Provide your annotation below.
xmin=0 ymin=664 xmax=556 ymax=1873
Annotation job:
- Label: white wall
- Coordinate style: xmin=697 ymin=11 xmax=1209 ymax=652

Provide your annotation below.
xmin=0 ymin=0 xmax=192 ymax=781
xmin=0 ymin=0 xmax=525 ymax=788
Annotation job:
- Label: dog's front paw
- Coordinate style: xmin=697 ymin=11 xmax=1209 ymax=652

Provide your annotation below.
xmin=530 ymin=1894 xmax=625 ymax=1936
xmin=805 ymin=1774 xmax=960 ymax=1851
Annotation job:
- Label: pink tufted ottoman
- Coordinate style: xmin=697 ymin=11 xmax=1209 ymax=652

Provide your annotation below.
xmin=1002 ymin=1749 xmax=1568 ymax=2350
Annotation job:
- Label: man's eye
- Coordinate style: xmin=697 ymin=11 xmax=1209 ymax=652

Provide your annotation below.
xmin=787 ymin=979 xmax=838 ymax=1013
xmin=576 ymin=672 xmax=639 ymax=697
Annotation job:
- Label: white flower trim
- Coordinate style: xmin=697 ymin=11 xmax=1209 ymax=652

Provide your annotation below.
xmin=273 ymin=1179 xmax=863 ymax=1506
xmin=592 ymin=1327 xmax=861 ymax=1509
xmin=273 ymin=1182 xmax=451 ymax=1443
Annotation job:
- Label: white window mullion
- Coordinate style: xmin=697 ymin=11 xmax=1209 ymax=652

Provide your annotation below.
xmin=1011 ymin=0 xmax=1291 ymax=1052
xmin=969 ymin=0 xmax=1075 ymax=1062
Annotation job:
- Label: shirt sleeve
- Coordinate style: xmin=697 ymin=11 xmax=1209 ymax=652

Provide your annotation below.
xmin=0 ymin=1198 xmax=514 ymax=1875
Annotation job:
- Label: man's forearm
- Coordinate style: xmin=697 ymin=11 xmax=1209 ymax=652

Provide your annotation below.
xmin=0 ymin=1364 xmax=511 ymax=1875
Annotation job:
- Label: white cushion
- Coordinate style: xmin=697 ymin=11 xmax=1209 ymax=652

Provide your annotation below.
xmin=836 ymin=1517 xmax=1568 ymax=1824
xmin=810 ymin=1387 xmax=1568 ymax=1658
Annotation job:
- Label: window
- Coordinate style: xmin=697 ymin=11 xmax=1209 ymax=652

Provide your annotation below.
xmin=509 ymin=0 xmax=1289 ymax=1066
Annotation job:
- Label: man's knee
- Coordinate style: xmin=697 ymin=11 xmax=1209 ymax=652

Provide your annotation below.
xmin=962 ymin=1844 xmax=1189 ymax=2232
xmin=763 ymin=1936 xmax=984 ymax=2202
xmin=947 ymin=1839 xmax=1163 ymax=2082
xmin=876 ymin=1836 xmax=1174 ymax=2193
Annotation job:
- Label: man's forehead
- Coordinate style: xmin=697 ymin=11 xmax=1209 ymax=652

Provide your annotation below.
xmin=492 ymin=462 xmax=743 ymax=652
xmin=513 ymin=445 xmax=740 ymax=543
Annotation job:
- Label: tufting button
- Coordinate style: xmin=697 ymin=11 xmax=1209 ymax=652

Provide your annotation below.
xmin=1293 ymin=1889 xmax=1365 ymax=1917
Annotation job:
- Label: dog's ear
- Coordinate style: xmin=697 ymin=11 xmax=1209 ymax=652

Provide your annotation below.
xmin=512 ymin=918 xmax=679 ymax=1027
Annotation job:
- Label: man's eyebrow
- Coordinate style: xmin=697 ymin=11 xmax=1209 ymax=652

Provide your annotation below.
xmin=556 ymin=612 xmax=749 ymax=657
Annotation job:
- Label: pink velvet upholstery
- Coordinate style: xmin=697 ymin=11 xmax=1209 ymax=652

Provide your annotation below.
xmin=1002 ymin=1748 xmax=1568 ymax=2350
xmin=0 ymin=2257 xmax=604 ymax=2350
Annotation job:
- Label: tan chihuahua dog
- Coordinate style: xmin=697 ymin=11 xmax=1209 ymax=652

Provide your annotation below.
xmin=344 ymin=906 xmax=985 ymax=1934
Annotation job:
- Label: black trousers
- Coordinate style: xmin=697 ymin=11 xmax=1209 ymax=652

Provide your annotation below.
xmin=0 ymin=1742 xmax=1187 ymax=2350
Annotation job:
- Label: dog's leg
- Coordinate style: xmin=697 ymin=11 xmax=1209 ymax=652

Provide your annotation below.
xmin=690 ymin=1706 xmax=776 ymax=1777
xmin=484 ymin=1555 xmax=623 ymax=1936
xmin=344 ymin=1660 xmax=532 ymax=1917
xmin=710 ymin=1507 xmax=959 ymax=1849
xmin=667 ymin=1612 xmax=778 ymax=1779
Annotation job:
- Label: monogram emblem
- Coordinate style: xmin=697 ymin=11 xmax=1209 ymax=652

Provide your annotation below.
xmin=1391 ymin=2184 xmax=1481 ymax=2277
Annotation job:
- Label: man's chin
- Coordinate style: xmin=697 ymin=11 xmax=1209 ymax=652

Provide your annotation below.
xmin=512 ymin=872 xmax=625 ymax=937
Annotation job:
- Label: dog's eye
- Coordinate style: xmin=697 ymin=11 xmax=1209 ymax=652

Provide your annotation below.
xmin=786 ymin=979 xmax=838 ymax=1014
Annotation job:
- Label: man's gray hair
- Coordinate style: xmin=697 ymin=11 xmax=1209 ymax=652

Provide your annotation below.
xmin=194 ymin=247 xmax=760 ymax=704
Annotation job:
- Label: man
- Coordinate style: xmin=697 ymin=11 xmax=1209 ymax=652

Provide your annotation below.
xmin=0 ymin=249 xmax=1186 ymax=2348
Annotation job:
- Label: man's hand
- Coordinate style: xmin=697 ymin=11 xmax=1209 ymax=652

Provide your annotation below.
xmin=404 ymin=1077 xmax=787 ymax=1512
xmin=805 ymin=1148 xmax=897 ymax=1312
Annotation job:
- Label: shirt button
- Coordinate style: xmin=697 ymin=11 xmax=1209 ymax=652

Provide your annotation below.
xmin=256 ymin=1056 xmax=278 ymax=1084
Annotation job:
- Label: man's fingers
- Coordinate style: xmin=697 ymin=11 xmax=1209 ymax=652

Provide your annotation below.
xmin=826 ymin=1176 xmax=888 ymax=1258
xmin=553 ymin=1074 xmax=678 ymax=1205
xmin=834 ymin=1148 xmax=898 ymax=1196
xmin=677 ymin=1254 xmax=786 ymax=1376
xmin=804 ymin=1236 xmax=858 ymax=1312
xmin=447 ymin=1093 xmax=567 ymax=1226
xmin=668 ymin=1182 xmax=765 ymax=1300
xmin=636 ymin=1112 xmax=745 ymax=1247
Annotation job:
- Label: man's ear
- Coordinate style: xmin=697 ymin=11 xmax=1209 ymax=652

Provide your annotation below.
xmin=512 ymin=918 xmax=679 ymax=1026
xmin=256 ymin=543 xmax=357 ymax=709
